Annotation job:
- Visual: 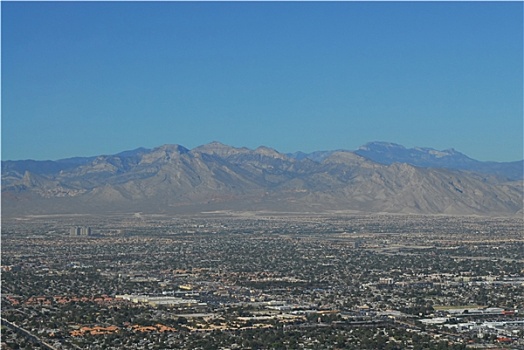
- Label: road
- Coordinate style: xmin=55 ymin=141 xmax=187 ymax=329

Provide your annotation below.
xmin=1 ymin=317 xmax=59 ymax=350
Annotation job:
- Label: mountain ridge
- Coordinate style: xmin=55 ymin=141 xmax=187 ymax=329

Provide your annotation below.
xmin=2 ymin=141 xmax=522 ymax=217
xmin=353 ymin=141 xmax=523 ymax=180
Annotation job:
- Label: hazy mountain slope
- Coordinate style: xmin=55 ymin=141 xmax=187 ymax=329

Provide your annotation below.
xmin=2 ymin=143 xmax=522 ymax=217
xmin=275 ymin=151 xmax=522 ymax=216
xmin=354 ymin=142 xmax=523 ymax=180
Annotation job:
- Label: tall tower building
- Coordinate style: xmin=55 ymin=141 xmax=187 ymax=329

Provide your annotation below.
xmin=70 ymin=227 xmax=82 ymax=236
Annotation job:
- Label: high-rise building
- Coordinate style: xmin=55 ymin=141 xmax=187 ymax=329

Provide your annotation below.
xmin=70 ymin=226 xmax=92 ymax=236
xmin=70 ymin=227 xmax=82 ymax=236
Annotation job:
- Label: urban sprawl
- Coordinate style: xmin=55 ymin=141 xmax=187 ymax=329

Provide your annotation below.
xmin=1 ymin=213 xmax=523 ymax=349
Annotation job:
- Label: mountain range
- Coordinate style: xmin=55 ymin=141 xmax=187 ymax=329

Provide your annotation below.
xmin=2 ymin=141 xmax=522 ymax=217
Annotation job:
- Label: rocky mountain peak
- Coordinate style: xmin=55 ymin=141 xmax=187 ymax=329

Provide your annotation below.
xmin=192 ymin=142 xmax=249 ymax=158
xmin=139 ymin=144 xmax=189 ymax=164
xmin=155 ymin=144 xmax=189 ymax=154
xmin=254 ymin=146 xmax=287 ymax=160
xmin=358 ymin=141 xmax=406 ymax=152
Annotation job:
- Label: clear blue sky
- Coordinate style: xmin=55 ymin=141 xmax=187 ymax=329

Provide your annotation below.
xmin=2 ymin=1 xmax=523 ymax=161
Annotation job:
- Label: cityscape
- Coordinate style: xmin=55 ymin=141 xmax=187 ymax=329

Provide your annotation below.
xmin=2 ymin=213 xmax=523 ymax=349
xmin=2 ymin=1 xmax=522 ymax=349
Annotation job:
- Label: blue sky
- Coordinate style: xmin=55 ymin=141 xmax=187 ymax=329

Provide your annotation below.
xmin=2 ymin=1 xmax=522 ymax=161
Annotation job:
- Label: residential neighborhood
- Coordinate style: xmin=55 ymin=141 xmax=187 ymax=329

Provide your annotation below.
xmin=2 ymin=213 xmax=523 ymax=349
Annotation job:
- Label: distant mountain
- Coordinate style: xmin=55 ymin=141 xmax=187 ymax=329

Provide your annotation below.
xmin=2 ymin=142 xmax=522 ymax=217
xmin=1 ymin=156 xmax=95 ymax=177
xmin=287 ymin=150 xmax=337 ymax=163
xmin=353 ymin=142 xmax=523 ymax=181
xmin=1 ymin=147 xmax=149 ymax=179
